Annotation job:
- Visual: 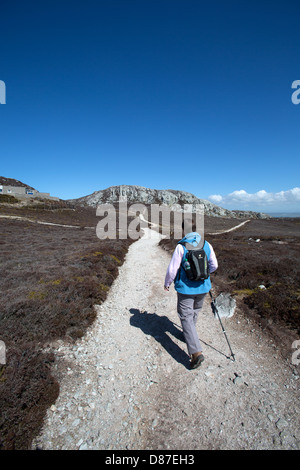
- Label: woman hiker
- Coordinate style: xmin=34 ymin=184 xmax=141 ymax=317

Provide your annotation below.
xmin=164 ymin=220 xmax=218 ymax=369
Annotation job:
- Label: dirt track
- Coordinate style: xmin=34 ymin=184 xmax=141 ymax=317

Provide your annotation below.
xmin=33 ymin=228 xmax=300 ymax=450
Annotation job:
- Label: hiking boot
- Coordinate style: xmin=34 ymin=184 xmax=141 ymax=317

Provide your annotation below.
xmin=190 ymin=353 xmax=204 ymax=370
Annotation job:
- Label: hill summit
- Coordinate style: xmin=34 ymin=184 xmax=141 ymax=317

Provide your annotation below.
xmin=68 ymin=185 xmax=269 ymax=219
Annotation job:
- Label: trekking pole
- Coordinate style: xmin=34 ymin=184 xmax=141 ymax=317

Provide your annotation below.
xmin=209 ymin=291 xmax=235 ymax=362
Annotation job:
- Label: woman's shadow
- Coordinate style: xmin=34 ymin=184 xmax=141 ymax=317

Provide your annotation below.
xmin=129 ymin=308 xmax=191 ymax=369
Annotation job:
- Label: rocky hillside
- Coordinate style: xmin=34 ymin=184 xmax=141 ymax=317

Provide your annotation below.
xmin=68 ymin=185 xmax=269 ymax=219
xmin=0 ymin=176 xmax=35 ymax=190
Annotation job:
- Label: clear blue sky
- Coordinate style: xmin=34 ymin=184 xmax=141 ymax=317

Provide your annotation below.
xmin=1 ymin=0 xmax=299 ymax=213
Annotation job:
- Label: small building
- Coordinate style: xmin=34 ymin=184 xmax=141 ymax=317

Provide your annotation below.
xmin=0 ymin=184 xmax=59 ymax=201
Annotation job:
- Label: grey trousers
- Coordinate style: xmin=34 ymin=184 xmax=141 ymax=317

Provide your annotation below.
xmin=177 ymin=292 xmax=207 ymax=356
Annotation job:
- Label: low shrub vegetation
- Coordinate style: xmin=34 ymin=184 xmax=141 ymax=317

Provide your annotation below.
xmin=0 ymin=215 xmax=133 ymax=449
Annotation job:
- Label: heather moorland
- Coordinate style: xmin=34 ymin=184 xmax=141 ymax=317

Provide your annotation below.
xmin=0 ymin=201 xmax=299 ymax=449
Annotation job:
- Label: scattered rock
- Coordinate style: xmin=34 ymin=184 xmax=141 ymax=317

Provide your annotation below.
xmin=152 ymin=418 xmax=158 ymax=428
xmin=275 ymin=418 xmax=289 ymax=431
xmin=233 ymin=376 xmax=244 ymax=386
xmin=214 ymin=293 xmax=236 ymax=318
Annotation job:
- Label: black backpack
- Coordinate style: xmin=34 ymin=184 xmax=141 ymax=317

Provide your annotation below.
xmin=182 ymin=241 xmax=209 ymax=282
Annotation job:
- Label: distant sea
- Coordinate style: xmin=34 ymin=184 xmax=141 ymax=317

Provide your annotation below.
xmin=266 ymin=212 xmax=300 ymax=218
